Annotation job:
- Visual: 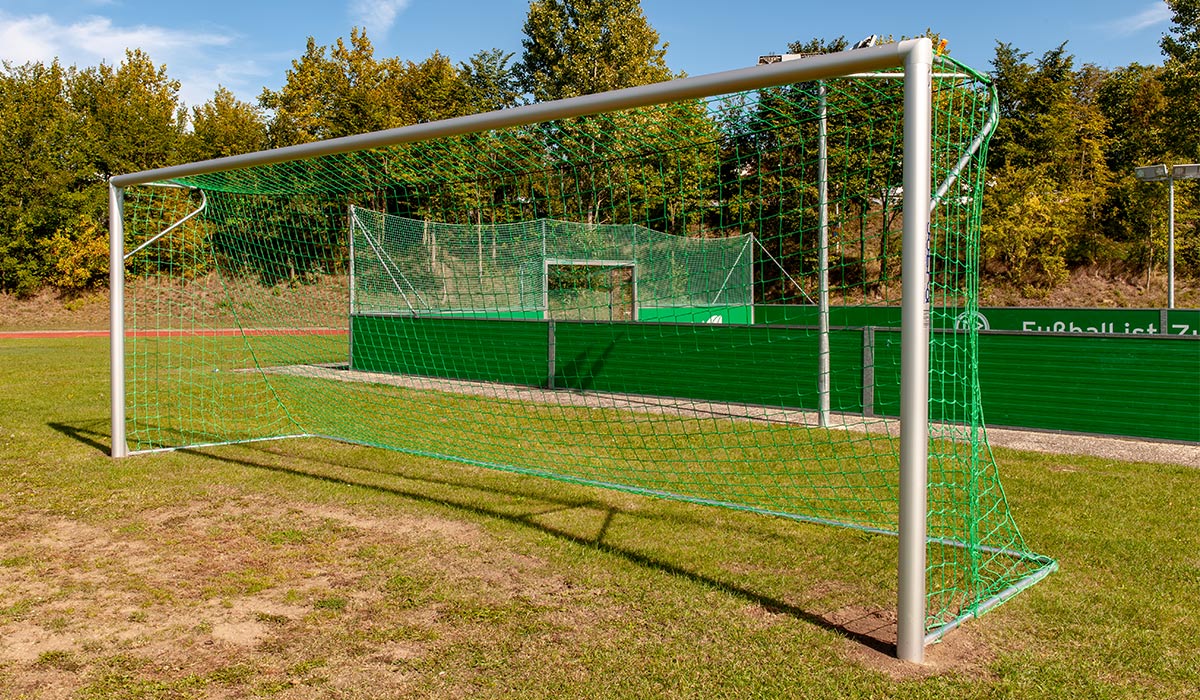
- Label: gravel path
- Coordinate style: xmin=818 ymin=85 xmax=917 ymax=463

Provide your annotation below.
xmin=982 ymin=425 xmax=1198 ymax=467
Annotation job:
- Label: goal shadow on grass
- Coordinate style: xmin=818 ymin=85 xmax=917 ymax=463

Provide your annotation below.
xmin=48 ymin=419 xmax=112 ymax=455
xmin=196 ymin=441 xmax=900 ymax=656
xmin=45 ymin=419 xmax=899 ymax=655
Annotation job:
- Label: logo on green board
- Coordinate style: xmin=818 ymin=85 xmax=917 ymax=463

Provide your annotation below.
xmin=954 ymin=311 xmax=990 ymax=331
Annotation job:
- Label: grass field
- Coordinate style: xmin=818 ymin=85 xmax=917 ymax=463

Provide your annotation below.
xmin=2 ymin=335 xmax=1198 ymax=699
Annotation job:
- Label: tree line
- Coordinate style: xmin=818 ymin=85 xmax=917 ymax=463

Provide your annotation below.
xmin=0 ymin=0 xmax=1195 ymax=298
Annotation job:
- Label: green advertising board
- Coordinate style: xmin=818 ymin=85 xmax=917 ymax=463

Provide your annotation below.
xmin=553 ymin=322 xmax=863 ymax=411
xmin=972 ymin=333 xmax=1199 ymax=441
xmin=753 ymin=305 xmax=901 ymax=328
xmin=351 ymin=314 xmax=551 ymax=386
xmin=352 ymin=313 xmax=1198 ymax=442
xmin=963 ymin=308 xmax=1163 ymax=334
xmin=364 ymin=305 xmax=1200 ymax=336
xmin=754 ymin=305 xmax=1200 ymax=336
xmin=1166 ymin=309 xmax=1200 ymax=336
xmin=350 ymin=313 xmax=864 ymax=412
xmin=869 ymin=330 xmax=1198 ymax=442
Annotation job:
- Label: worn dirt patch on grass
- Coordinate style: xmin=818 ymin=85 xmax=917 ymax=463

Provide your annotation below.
xmin=0 ymin=493 xmax=598 ymax=697
xmin=1 ymin=484 xmax=1012 ymax=697
xmin=842 ymin=620 xmax=999 ymax=682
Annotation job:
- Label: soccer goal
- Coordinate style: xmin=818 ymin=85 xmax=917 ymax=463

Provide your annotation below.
xmin=348 ymin=208 xmax=754 ymax=324
xmin=109 ymin=38 xmax=1054 ymax=663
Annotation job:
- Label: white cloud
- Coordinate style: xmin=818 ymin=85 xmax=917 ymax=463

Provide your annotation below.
xmin=0 ymin=11 xmax=257 ymax=108
xmin=0 ymin=15 xmax=58 ymax=64
xmin=1105 ymin=1 xmax=1173 ymax=36
xmin=177 ymin=59 xmax=271 ymax=112
xmin=180 ymin=52 xmax=300 ymax=111
xmin=0 ymin=12 xmax=232 ymax=67
xmin=348 ymin=0 xmax=412 ymax=37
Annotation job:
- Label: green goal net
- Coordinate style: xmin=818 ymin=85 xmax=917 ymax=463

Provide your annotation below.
xmin=112 ymin=43 xmax=1054 ymax=656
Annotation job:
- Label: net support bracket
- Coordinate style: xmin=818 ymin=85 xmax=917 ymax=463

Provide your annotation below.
xmin=122 ymin=189 xmax=207 ymax=261
xmin=752 ymin=237 xmax=816 ymax=305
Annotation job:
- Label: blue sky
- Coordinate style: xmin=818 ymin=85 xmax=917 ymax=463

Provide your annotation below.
xmin=0 ymin=0 xmax=1177 ymax=110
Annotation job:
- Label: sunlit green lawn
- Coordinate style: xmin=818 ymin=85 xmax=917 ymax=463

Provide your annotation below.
xmin=1 ymin=336 xmax=1197 ymax=698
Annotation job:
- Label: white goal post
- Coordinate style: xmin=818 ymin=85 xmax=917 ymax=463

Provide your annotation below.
xmin=109 ymin=39 xmax=936 ymax=661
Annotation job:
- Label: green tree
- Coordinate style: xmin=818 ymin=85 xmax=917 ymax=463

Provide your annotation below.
xmin=261 ymin=30 xmax=473 ymax=146
xmin=0 ymin=60 xmax=90 ymax=295
xmin=67 ymin=50 xmax=187 ymax=290
xmin=0 ymin=50 xmax=184 ymax=295
xmin=259 ymin=36 xmax=342 ymax=146
xmin=71 ymin=49 xmax=186 ymax=180
xmin=1161 ymin=0 xmax=1200 ymax=161
xmin=982 ymin=166 xmax=1077 ymax=291
xmin=985 ymin=43 xmax=1115 ymax=287
xmin=786 ymin=36 xmax=849 ymax=55
xmin=1096 ymin=64 xmax=1168 ymax=172
xmin=1091 ymin=64 xmax=1169 ymax=268
xmin=516 ymin=0 xmax=672 ymax=102
xmin=327 ymin=29 xmax=399 ymax=135
xmin=388 ymin=51 xmax=471 ymax=126
xmin=1159 ymin=0 xmax=1200 ymax=278
xmin=460 ymin=48 xmax=521 ymax=112
xmin=44 ymin=214 xmax=109 ymax=292
xmin=187 ymin=86 xmax=267 ymax=161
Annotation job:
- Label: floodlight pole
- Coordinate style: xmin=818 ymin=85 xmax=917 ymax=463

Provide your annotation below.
xmin=109 ymin=183 xmax=128 ymax=459
xmin=1168 ymin=170 xmax=1175 ymax=309
xmin=1135 ymin=163 xmax=1200 ymax=309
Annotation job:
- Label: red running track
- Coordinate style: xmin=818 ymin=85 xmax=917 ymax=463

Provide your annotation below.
xmin=0 ymin=328 xmax=348 ymax=339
